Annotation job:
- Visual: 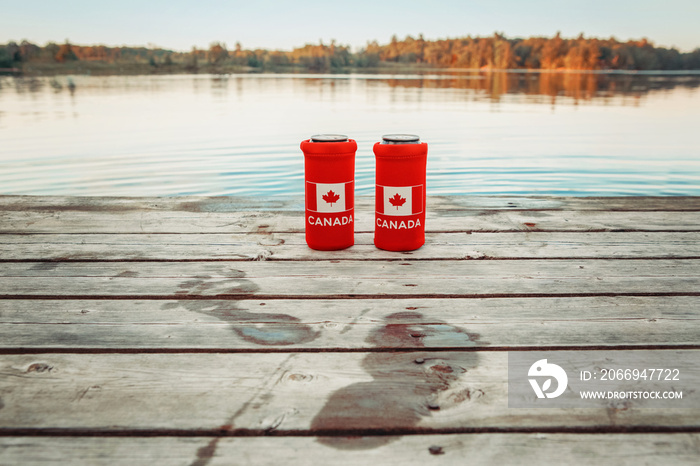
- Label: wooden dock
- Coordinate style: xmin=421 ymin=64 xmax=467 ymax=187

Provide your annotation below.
xmin=0 ymin=195 xmax=699 ymax=465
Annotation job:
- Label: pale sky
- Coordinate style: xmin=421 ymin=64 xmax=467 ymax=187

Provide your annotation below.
xmin=2 ymin=0 xmax=699 ymax=52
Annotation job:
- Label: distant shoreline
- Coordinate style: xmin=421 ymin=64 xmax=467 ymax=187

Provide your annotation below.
xmin=4 ymin=34 xmax=699 ymax=77
xmin=5 ymin=62 xmax=700 ymax=78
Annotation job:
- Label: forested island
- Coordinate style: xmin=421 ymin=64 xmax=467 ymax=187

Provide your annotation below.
xmin=2 ymin=33 xmax=699 ymax=75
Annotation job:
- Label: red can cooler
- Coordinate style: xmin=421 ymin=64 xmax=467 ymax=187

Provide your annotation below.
xmin=301 ymin=134 xmax=357 ymax=250
xmin=374 ymin=134 xmax=427 ymax=251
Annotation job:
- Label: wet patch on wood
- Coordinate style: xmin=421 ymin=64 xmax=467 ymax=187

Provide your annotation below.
xmin=190 ymin=438 xmax=219 ymax=466
xmin=311 ymin=312 xmax=483 ymax=449
xmin=164 ymin=273 xmax=320 ymax=346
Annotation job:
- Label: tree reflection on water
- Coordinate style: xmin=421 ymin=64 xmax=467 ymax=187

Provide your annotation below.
xmin=379 ymin=71 xmax=700 ymax=105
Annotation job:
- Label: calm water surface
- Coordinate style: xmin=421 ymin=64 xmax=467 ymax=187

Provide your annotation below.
xmin=1 ymin=72 xmax=699 ymax=196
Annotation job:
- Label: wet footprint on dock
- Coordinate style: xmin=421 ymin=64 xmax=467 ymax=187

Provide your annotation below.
xmin=163 ymin=273 xmax=320 ymax=346
xmin=311 ymin=311 xmax=484 ymax=450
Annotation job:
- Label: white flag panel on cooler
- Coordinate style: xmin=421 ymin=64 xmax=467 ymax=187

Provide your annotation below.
xmin=377 ymin=185 xmax=423 ymax=216
xmin=306 ymin=181 xmax=352 ymax=213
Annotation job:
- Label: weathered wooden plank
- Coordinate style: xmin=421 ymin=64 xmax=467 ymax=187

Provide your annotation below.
xmin=3 ymin=210 xmax=700 ymax=234
xmin=0 ymin=352 xmax=697 ymax=432
xmin=2 ymin=195 xmax=699 ymax=212
xmin=2 ymin=232 xmax=700 ymax=261
xmin=0 ymin=297 xmax=697 ymax=349
xmin=430 ymin=196 xmax=700 ymax=211
xmin=1 ymin=434 xmax=699 ymax=466
xmin=1 ymin=260 xmax=698 ymax=298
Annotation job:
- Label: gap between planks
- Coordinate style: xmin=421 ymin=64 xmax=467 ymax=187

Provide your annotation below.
xmin=2 ymin=426 xmax=700 ymax=437
xmin=0 ymin=345 xmax=699 ymax=355
xmin=2 ymin=293 xmax=700 ymax=301
xmin=3 ymin=255 xmax=700 ymax=264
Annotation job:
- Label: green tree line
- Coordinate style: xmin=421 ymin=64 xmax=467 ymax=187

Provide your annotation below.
xmin=2 ymin=33 xmax=699 ymax=72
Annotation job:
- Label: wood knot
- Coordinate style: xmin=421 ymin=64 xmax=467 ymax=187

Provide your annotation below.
xmin=253 ymin=250 xmax=272 ymax=261
xmin=429 ymin=445 xmax=445 ymax=455
xmin=27 ymin=363 xmax=53 ymax=373
xmin=286 ymin=373 xmax=313 ymax=383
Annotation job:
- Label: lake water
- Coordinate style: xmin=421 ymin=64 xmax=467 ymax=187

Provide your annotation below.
xmin=1 ymin=72 xmax=699 ymax=197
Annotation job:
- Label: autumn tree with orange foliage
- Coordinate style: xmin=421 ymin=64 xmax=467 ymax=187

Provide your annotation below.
xmin=207 ymin=42 xmax=228 ymax=65
xmin=55 ymin=42 xmax=77 ymax=63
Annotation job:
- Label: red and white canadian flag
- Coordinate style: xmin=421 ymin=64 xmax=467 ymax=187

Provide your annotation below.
xmin=376 ymin=185 xmax=423 ymax=216
xmin=306 ymin=181 xmax=353 ymax=213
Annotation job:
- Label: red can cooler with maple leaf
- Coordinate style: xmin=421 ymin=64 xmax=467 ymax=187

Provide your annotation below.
xmin=301 ymin=134 xmax=357 ymax=250
xmin=374 ymin=134 xmax=427 ymax=251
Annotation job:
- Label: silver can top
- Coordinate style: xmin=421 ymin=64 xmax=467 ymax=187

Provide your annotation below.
xmin=310 ymin=134 xmax=349 ymax=143
xmin=382 ymin=134 xmax=420 ymax=144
